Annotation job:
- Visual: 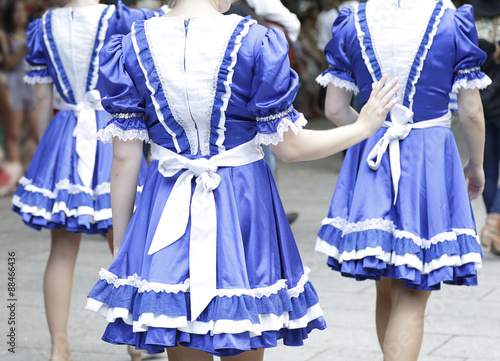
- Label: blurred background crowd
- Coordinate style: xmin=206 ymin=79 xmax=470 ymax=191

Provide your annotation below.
xmin=0 ymin=0 xmax=489 ymax=198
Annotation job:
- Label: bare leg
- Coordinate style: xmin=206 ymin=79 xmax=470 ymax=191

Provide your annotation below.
xmin=375 ymin=277 xmax=392 ymax=350
xmin=5 ymin=109 xmax=22 ymax=162
xmin=382 ymin=280 xmax=431 ymax=361
xmin=167 ymin=346 xmax=214 ymax=361
xmin=222 ymin=349 xmax=265 ymax=361
xmin=25 ymin=109 xmax=39 ymax=143
xmin=44 ymin=229 xmax=82 ymax=361
xmin=106 ymin=229 xmax=113 ymax=254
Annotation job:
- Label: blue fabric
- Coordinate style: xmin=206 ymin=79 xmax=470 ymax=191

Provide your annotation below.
xmin=14 ymin=1 xmax=154 ymax=233
xmin=86 ymin=5 xmax=113 ymax=92
xmin=356 ymin=5 xmax=383 ymax=81
xmin=453 ymin=6 xmax=488 ymax=81
xmin=321 ymin=9 xmax=358 ymax=85
xmin=404 ymin=1 xmax=443 ymax=107
xmin=89 ymin=15 xmax=324 ymax=354
xmin=318 ymin=4 xmax=487 ymax=289
xmin=44 ymin=10 xmax=76 ymax=104
xmin=88 ymin=278 xmax=325 ymax=357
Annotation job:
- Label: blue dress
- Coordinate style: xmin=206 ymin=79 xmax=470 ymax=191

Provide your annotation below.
xmin=85 ymin=14 xmax=326 ymax=356
xmin=316 ymin=0 xmax=490 ymax=290
xmin=11 ymin=1 xmax=153 ymax=234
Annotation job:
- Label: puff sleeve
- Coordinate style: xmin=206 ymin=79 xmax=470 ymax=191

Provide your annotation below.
xmin=316 ymin=8 xmax=359 ymax=95
xmin=24 ymin=19 xmax=52 ymax=85
xmin=107 ymin=0 xmax=155 ymax=36
xmin=97 ymin=34 xmax=149 ymax=144
xmin=248 ymin=27 xmax=307 ymax=146
xmin=452 ymin=5 xmax=491 ymax=93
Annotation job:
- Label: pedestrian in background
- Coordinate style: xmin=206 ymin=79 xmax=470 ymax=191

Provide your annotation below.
xmin=316 ymin=1 xmax=488 ymax=360
xmin=472 ymin=0 xmax=500 ymax=256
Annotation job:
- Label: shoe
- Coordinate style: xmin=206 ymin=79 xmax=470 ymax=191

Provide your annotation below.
xmin=128 ymin=345 xmax=144 ymax=361
xmin=286 ymin=212 xmax=299 ymax=225
xmin=480 ymin=213 xmax=500 ymax=256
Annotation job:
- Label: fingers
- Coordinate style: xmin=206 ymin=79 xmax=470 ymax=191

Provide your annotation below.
xmin=384 ymin=97 xmax=399 ymax=112
xmin=371 ymin=75 xmax=388 ymax=97
xmin=377 ymin=78 xmax=399 ymax=101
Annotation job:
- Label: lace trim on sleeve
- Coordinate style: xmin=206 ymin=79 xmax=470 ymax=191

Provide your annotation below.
xmin=97 ymin=123 xmax=149 ymax=144
xmin=256 ymin=114 xmax=308 ymax=146
xmin=316 ymin=72 xmax=359 ymax=94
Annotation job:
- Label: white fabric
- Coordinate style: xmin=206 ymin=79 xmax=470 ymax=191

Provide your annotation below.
xmin=97 ymin=123 xmax=150 ymax=144
xmin=56 ymin=90 xmax=104 ymax=188
xmin=144 ymin=15 xmax=242 ymax=156
xmin=315 ymin=238 xmax=482 ymax=274
xmin=97 ymin=267 xmax=311 ymax=298
xmin=86 ymin=298 xmax=323 ymax=335
xmin=49 ymin=4 xmax=114 ymax=102
xmin=339 ymin=1 xmax=360 ymax=12
xmin=255 ymin=115 xmax=307 ymax=146
xmin=149 ymin=138 xmax=264 ymax=320
xmin=315 ymin=72 xmax=360 ymax=94
xmin=316 ymin=8 xmax=339 ymax=50
xmin=23 ymin=75 xmax=53 ymax=84
xmin=365 ymin=0 xmax=437 ymax=104
xmin=452 ymin=76 xmax=492 ymax=94
xmin=320 ymin=216 xmax=480 ymax=249
xmin=366 ymin=105 xmax=452 ymax=204
xmin=247 ymin=0 xmax=301 ymax=42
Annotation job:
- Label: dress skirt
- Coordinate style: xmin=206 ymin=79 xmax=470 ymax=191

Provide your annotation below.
xmin=86 ymin=158 xmax=327 ymax=357
xmin=12 ymin=109 xmax=145 ymax=234
xmin=316 ymin=126 xmax=483 ymax=290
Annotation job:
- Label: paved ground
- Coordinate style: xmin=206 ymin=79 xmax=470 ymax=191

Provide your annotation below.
xmin=0 ymin=118 xmax=499 ymax=361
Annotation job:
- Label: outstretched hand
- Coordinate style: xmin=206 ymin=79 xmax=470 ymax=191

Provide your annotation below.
xmin=463 ymin=160 xmax=485 ymax=201
xmin=356 ymin=75 xmax=399 ymax=137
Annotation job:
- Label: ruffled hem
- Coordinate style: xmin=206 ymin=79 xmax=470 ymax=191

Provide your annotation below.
xmin=97 ymin=124 xmax=150 ymax=144
xmin=12 ymin=178 xmax=143 ymax=233
xmin=316 ymin=71 xmax=359 ymax=95
xmin=452 ymin=72 xmax=492 ymax=93
xmin=86 ymin=268 xmax=326 ymax=356
xmin=24 ymin=74 xmax=53 ymax=85
xmin=315 ymin=218 xmax=483 ymax=290
xmin=256 ymin=114 xmax=308 ymax=146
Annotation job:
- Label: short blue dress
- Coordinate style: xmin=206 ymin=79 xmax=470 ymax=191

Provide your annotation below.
xmin=85 ymin=14 xmax=326 ymax=356
xmin=316 ymin=0 xmax=490 ymax=290
xmin=12 ymin=1 xmax=152 ymax=234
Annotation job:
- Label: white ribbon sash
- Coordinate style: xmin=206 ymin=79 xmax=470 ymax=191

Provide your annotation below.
xmin=149 ymin=138 xmax=265 ymax=320
xmin=366 ymin=104 xmax=451 ymax=204
xmin=57 ymin=90 xmax=104 ymax=188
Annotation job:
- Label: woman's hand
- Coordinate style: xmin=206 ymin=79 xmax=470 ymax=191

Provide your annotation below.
xmin=463 ymin=160 xmax=485 ymax=201
xmin=355 ymin=75 xmax=399 ymax=137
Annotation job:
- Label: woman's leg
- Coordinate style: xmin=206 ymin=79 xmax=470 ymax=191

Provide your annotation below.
xmin=375 ymin=277 xmax=393 ymax=350
xmin=482 ymin=121 xmax=498 ymax=213
xmin=166 ymin=346 xmax=214 ymax=361
xmin=44 ymin=229 xmax=82 ymax=360
xmin=382 ymin=280 xmax=431 ymax=361
xmin=4 ymin=109 xmax=22 ymax=162
xmin=222 ymin=349 xmax=265 ymax=361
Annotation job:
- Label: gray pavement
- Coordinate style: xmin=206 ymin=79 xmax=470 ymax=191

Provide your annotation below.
xmin=0 ymin=118 xmax=499 ymax=361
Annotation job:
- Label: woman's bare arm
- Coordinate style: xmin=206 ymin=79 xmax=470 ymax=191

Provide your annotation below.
xmin=457 ymin=88 xmax=485 ymax=200
xmin=34 ymin=83 xmax=53 ymax=140
xmin=272 ymin=76 xmax=399 ymax=162
xmin=110 ymin=138 xmax=143 ymax=258
xmin=324 ymin=83 xmax=359 ymax=126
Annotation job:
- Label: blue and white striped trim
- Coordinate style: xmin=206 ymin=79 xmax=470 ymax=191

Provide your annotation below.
xmin=86 ymin=5 xmax=115 ymax=92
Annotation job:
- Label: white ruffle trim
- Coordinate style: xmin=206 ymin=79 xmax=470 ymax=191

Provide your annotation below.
xmin=315 ymin=72 xmax=359 ymax=95
xmin=96 ymin=267 xmax=311 ymax=299
xmin=320 ymin=216 xmax=480 ymax=249
xmin=256 ymin=115 xmax=308 ymax=146
xmin=86 ymin=299 xmax=323 ymax=335
xmin=12 ymin=194 xmax=112 ymax=223
xmin=452 ymin=76 xmax=492 ymax=94
xmin=97 ymin=124 xmax=150 ymax=144
xmin=315 ymin=238 xmax=482 ymax=274
xmin=18 ymin=177 xmax=110 ymax=199
xmin=24 ymin=74 xmax=53 ymax=85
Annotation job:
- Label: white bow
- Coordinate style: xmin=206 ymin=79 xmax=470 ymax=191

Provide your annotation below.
xmin=149 ymin=139 xmax=264 ymax=321
xmin=64 ymin=90 xmax=104 ymax=188
xmin=366 ymin=104 xmax=452 ymax=204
